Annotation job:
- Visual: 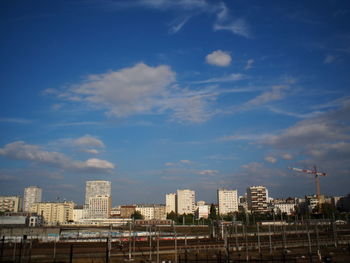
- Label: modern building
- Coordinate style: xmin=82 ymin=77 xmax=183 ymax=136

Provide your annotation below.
xmin=30 ymin=202 xmax=74 ymax=225
xmin=23 ymin=186 xmax=42 ymax=212
xmin=217 ymin=189 xmax=238 ymax=215
xmin=247 ymin=186 xmax=268 ymax=213
xmin=177 ymin=189 xmax=195 ymax=215
xmin=85 ymin=181 xmax=111 ymax=205
xmin=88 ymin=195 xmax=111 ymax=219
xmin=0 ymin=196 xmax=22 ymax=212
xmin=166 ymin=193 xmax=177 ymax=214
xmin=84 ymin=180 xmax=111 ymax=218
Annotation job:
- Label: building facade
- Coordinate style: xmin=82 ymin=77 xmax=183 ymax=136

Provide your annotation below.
xmin=0 ymin=196 xmax=22 ymax=212
xmin=85 ymin=181 xmax=111 ymax=205
xmin=88 ymin=195 xmax=111 ymax=219
xmin=177 ymin=189 xmax=195 ymax=215
xmin=247 ymin=186 xmax=268 ymax=213
xmin=217 ymin=189 xmax=238 ymax=215
xmin=23 ymin=186 xmax=42 ymax=212
xmin=166 ymin=193 xmax=177 ymax=214
xmin=30 ymin=202 xmax=74 ymax=225
xmin=136 ymin=205 xmax=166 ymax=220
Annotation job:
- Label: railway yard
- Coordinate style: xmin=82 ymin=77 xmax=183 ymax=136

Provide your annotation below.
xmin=1 ymin=223 xmax=350 ymax=262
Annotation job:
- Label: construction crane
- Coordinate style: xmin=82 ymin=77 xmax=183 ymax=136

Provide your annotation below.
xmin=288 ymin=166 xmax=327 ymax=200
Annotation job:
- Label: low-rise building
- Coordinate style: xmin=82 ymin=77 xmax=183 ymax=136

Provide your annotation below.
xmin=120 ymin=205 xmax=136 ymax=218
xmin=136 ymin=204 xmax=166 ymax=220
xmin=30 ymin=202 xmax=74 ymax=225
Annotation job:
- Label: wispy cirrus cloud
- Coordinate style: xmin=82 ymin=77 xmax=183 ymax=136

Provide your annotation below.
xmin=115 ymin=0 xmax=251 ymax=37
xmin=192 ymin=73 xmax=244 ymax=84
xmin=0 ymin=118 xmax=33 ymax=124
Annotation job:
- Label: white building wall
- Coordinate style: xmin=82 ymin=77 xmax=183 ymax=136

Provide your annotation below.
xmin=23 ymin=186 xmax=42 ymax=212
xmin=85 ymin=181 xmax=111 ymax=205
xmin=217 ymin=189 xmax=238 ymax=215
xmin=88 ymin=195 xmax=111 ymax=219
xmin=166 ymin=193 xmax=177 ymax=214
xmin=177 ymin=189 xmax=195 ymax=214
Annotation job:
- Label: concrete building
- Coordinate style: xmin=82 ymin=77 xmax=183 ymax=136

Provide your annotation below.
xmin=166 ymin=193 xmax=177 ymax=214
xmin=73 ymin=209 xmax=84 ymax=222
xmin=84 ymin=180 xmax=111 ymax=219
xmin=30 ymin=202 xmax=74 ymax=225
xmin=247 ymin=186 xmax=268 ymax=213
xmin=196 ymin=204 xmax=209 ymax=219
xmin=120 ymin=205 xmax=136 ymax=218
xmin=88 ymin=195 xmax=111 ymax=219
xmin=85 ymin=181 xmax=111 ymax=205
xmin=0 ymin=196 xmax=22 ymax=212
xmin=177 ymin=189 xmax=195 ymax=215
xmin=136 ymin=205 xmax=166 ymax=220
xmin=23 ymin=186 xmax=42 ymax=212
xmin=217 ymin=189 xmax=238 ymax=215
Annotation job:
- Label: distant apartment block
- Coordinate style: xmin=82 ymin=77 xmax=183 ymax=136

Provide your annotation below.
xmin=88 ymin=195 xmax=111 ymax=219
xmin=217 ymin=189 xmax=238 ymax=215
xmin=177 ymin=189 xmax=195 ymax=214
xmin=196 ymin=202 xmax=209 ymax=219
xmin=247 ymin=186 xmax=268 ymax=213
xmin=23 ymin=186 xmax=42 ymax=212
xmin=136 ymin=204 xmax=166 ymax=220
xmin=166 ymin=193 xmax=177 ymax=214
xmin=0 ymin=196 xmax=22 ymax=212
xmin=120 ymin=205 xmax=136 ymax=218
xmin=30 ymin=202 xmax=74 ymax=225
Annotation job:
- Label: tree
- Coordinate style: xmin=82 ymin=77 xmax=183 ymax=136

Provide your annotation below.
xmin=131 ymin=211 xmax=144 ymax=220
xmin=209 ymin=203 xmax=217 ymax=220
xmin=167 ymin=211 xmax=179 ymax=223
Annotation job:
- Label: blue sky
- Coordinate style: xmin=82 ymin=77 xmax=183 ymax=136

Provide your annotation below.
xmin=1 ymin=0 xmax=350 ymax=206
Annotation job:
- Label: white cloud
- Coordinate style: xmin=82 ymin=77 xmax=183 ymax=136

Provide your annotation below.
xmin=206 ymin=50 xmax=232 ymax=67
xmin=324 ymin=54 xmax=337 ymax=64
xmin=84 ymin=149 xmax=100 ymax=154
xmin=0 ymin=141 xmax=114 ymax=172
xmin=281 ymin=153 xmax=294 ymax=160
xmin=169 ymin=16 xmax=191 ymax=34
xmin=265 ymin=156 xmax=277 ymax=163
xmin=192 ymin=73 xmax=244 ymax=84
xmin=180 ymin=159 xmax=192 ymax=164
xmin=245 ymin=59 xmax=254 ymax=70
xmin=213 ymin=18 xmax=251 ymax=38
xmin=73 ymin=135 xmax=105 ymax=148
xmin=244 ymin=85 xmax=288 ymax=108
xmin=0 ymin=118 xmax=33 ymax=124
xmin=51 ymin=63 xmax=218 ymax=123
xmin=196 ymin=169 xmax=219 ymax=176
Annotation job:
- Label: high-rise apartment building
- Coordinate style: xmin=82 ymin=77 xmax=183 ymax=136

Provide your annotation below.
xmin=217 ymin=189 xmax=238 ymax=215
xmin=30 ymin=202 xmax=74 ymax=225
xmin=84 ymin=180 xmax=112 ymax=219
xmin=88 ymin=195 xmax=111 ymax=219
xmin=247 ymin=186 xmax=268 ymax=213
xmin=0 ymin=196 xmax=22 ymax=212
xmin=85 ymin=181 xmax=111 ymax=205
xmin=177 ymin=189 xmax=195 ymax=214
xmin=23 ymin=186 xmax=42 ymax=212
xmin=166 ymin=193 xmax=177 ymax=214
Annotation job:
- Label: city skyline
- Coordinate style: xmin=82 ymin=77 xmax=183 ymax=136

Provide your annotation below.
xmin=1 ymin=0 xmax=350 ymax=204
